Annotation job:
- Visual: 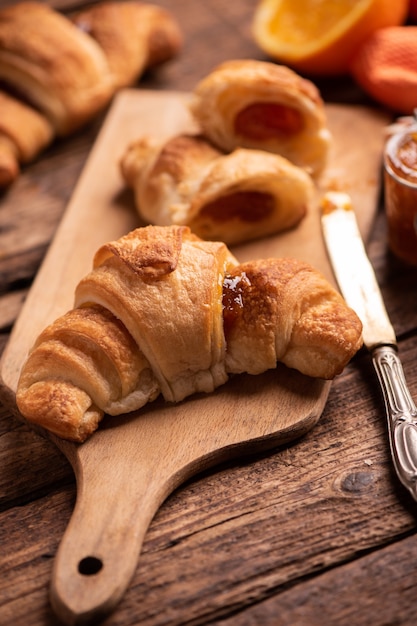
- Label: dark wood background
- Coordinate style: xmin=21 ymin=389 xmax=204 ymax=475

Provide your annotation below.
xmin=1 ymin=1 xmax=417 ymax=624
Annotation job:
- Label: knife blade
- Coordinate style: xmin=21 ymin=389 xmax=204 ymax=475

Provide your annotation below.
xmin=321 ymin=191 xmax=417 ymax=501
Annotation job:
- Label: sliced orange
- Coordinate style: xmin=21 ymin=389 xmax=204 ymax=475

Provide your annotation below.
xmin=252 ymin=0 xmax=408 ymax=76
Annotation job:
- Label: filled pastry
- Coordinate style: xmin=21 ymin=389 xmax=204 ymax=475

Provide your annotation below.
xmin=16 ymin=225 xmax=363 ymax=443
xmin=190 ymin=59 xmax=331 ymax=177
xmin=120 ymin=133 xmax=314 ymax=245
xmin=0 ymin=1 xmax=182 ymax=187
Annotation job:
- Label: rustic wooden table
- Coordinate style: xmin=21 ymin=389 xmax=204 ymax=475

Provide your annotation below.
xmin=1 ymin=1 xmax=417 ymax=625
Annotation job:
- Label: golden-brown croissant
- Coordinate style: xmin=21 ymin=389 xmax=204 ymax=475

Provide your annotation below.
xmin=16 ymin=225 xmax=363 ymax=443
xmin=0 ymin=90 xmax=54 ymax=187
xmin=71 ymin=1 xmax=183 ymax=90
xmin=190 ymin=59 xmax=332 ymax=177
xmin=120 ymin=133 xmax=314 ymax=245
xmin=0 ymin=1 xmax=182 ymax=186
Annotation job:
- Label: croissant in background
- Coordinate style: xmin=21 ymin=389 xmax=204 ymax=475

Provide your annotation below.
xmin=16 ymin=225 xmax=363 ymax=443
xmin=190 ymin=60 xmax=332 ymax=177
xmin=120 ymin=133 xmax=315 ymax=245
xmin=0 ymin=1 xmax=182 ymax=187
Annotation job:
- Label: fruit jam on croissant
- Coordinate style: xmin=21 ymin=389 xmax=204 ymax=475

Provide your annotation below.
xmin=16 ymin=225 xmax=362 ymax=443
xmin=190 ymin=60 xmax=332 ymax=177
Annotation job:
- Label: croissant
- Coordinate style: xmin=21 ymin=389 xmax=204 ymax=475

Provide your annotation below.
xmin=16 ymin=225 xmax=363 ymax=443
xmin=0 ymin=1 xmax=182 ymax=187
xmin=0 ymin=90 xmax=54 ymax=187
xmin=71 ymin=1 xmax=182 ymax=89
xmin=120 ymin=133 xmax=314 ymax=245
xmin=189 ymin=59 xmax=332 ymax=177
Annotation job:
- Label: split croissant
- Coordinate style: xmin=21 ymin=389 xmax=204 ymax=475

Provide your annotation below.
xmin=16 ymin=225 xmax=363 ymax=443
xmin=120 ymin=133 xmax=314 ymax=245
xmin=0 ymin=1 xmax=182 ymax=187
xmin=120 ymin=59 xmax=331 ymax=245
xmin=190 ymin=60 xmax=332 ymax=177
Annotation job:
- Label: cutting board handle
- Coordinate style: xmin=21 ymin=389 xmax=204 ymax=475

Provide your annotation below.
xmin=46 ymin=369 xmax=328 ymax=625
xmin=49 ymin=428 xmax=182 ymax=625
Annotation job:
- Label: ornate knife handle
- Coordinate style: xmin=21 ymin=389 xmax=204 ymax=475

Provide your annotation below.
xmin=372 ymin=345 xmax=417 ymax=499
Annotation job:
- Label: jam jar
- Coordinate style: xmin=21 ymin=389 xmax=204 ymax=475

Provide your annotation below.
xmin=384 ymin=116 xmax=417 ymax=265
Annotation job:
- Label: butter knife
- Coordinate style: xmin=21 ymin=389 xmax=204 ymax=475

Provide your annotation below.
xmin=321 ymin=191 xmax=417 ymax=501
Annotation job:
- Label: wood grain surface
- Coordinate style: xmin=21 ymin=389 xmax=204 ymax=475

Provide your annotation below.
xmin=1 ymin=1 xmax=417 ymax=625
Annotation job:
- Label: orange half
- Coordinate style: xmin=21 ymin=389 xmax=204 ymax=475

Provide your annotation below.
xmin=253 ymin=0 xmax=408 ymax=76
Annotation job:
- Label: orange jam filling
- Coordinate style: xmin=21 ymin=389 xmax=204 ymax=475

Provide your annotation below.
xmin=200 ymin=191 xmax=274 ymax=222
xmin=222 ymin=272 xmax=250 ymax=336
xmin=384 ymin=128 xmax=417 ymax=265
xmin=390 ymin=132 xmax=417 ymax=183
xmin=234 ymin=103 xmax=304 ymax=140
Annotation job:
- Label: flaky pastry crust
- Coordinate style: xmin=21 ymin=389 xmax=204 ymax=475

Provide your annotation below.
xmin=190 ymin=59 xmax=332 ymax=177
xmin=72 ymin=1 xmax=183 ymax=89
xmin=0 ymin=2 xmax=113 ymax=135
xmin=120 ymin=133 xmax=314 ymax=245
xmin=0 ymin=90 xmax=54 ymax=186
xmin=0 ymin=1 xmax=182 ymax=186
xmin=16 ymin=225 xmax=362 ymax=443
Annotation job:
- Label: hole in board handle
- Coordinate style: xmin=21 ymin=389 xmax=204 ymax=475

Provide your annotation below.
xmin=78 ymin=556 xmax=103 ymax=576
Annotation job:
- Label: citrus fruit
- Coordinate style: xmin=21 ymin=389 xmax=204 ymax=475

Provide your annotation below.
xmin=350 ymin=26 xmax=417 ymax=114
xmin=252 ymin=0 xmax=408 ymax=76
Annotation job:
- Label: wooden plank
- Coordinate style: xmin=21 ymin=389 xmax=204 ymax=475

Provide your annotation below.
xmin=213 ymin=535 xmax=417 ymax=626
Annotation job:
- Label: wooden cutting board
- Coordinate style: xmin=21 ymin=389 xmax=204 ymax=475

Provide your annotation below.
xmin=0 ymin=89 xmax=389 ymax=625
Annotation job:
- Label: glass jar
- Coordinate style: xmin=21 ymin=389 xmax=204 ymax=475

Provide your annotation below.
xmin=384 ymin=118 xmax=417 ymax=265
